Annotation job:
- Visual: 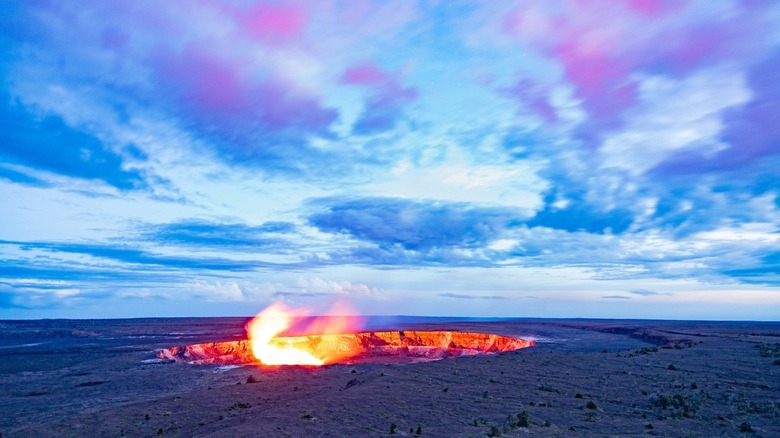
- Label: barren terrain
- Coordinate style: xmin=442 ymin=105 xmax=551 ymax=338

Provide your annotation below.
xmin=1 ymin=318 xmax=778 ymax=437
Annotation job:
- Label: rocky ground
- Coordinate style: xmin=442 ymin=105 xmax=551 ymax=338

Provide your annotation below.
xmin=0 ymin=318 xmax=778 ymax=437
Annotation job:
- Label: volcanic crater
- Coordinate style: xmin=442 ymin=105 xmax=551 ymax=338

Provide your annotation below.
xmin=158 ymin=330 xmax=535 ymax=366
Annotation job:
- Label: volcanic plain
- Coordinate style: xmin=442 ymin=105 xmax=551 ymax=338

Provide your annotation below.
xmin=0 ymin=318 xmax=778 ymax=437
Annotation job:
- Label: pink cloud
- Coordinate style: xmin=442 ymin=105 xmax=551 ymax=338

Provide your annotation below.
xmin=154 ymin=42 xmax=336 ymax=144
xmin=504 ymin=79 xmax=558 ymax=123
xmin=501 ymin=1 xmax=774 ymax=139
xmin=354 ymin=83 xmax=418 ymax=134
xmin=255 ymin=79 xmax=338 ymax=131
xmin=340 ymin=62 xmax=418 ymax=134
xmin=714 ymin=52 xmax=780 ymax=167
xmin=156 ymin=44 xmax=248 ymax=115
xmin=626 ymin=0 xmax=681 ymax=17
xmin=240 ymin=3 xmax=307 ymax=42
xmin=340 ymin=62 xmax=388 ymax=85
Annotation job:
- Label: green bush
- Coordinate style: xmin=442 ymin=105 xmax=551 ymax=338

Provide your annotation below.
xmin=517 ymin=411 xmax=530 ymax=427
xmin=487 ymin=425 xmax=501 ymax=437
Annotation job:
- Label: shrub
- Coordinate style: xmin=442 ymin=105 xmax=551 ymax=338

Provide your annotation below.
xmin=650 ymin=393 xmax=697 ymax=418
xmin=228 ymin=402 xmax=251 ymax=411
xmin=517 ymin=411 xmax=530 ymax=427
xmin=502 ymin=411 xmax=531 ymax=431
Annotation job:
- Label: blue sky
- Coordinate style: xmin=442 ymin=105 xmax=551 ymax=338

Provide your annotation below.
xmin=1 ymin=0 xmax=779 ymax=320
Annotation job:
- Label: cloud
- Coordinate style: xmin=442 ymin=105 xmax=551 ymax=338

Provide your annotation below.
xmin=0 ymin=0 xmax=428 ymax=183
xmin=145 ymin=219 xmax=297 ymax=249
xmin=438 ymin=292 xmax=509 ymax=300
xmin=2 ymin=239 xmax=275 ymax=272
xmin=0 ymin=165 xmax=48 ymax=187
xmin=238 ymin=3 xmax=307 ymax=43
xmin=294 ymin=277 xmax=381 ymax=296
xmin=500 ymin=1 xmax=774 ymax=143
xmin=189 ymin=280 xmax=245 ymax=301
xmin=1 ymin=1 xmax=779 ymax=319
xmin=0 ymin=280 xmax=120 ymax=310
xmin=308 ymin=196 xmax=519 ymax=251
xmin=598 ymin=69 xmax=750 ymax=176
xmin=527 ymin=188 xmax=634 ymax=234
xmin=304 ymin=193 xmax=779 ymax=279
xmin=722 ymin=250 xmax=780 ymax=285
xmin=340 ymin=62 xmax=418 ymax=134
xmin=5 ymin=1 xmax=344 ymax=177
xmin=502 ymin=78 xmax=559 ymax=123
xmin=0 ymin=260 xmax=155 ymax=283
xmin=0 ymin=94 xmax=146 ymax=190
xmin=470 ymin=1 xmax=780 ymax=248
xmin=341 ymin=62 xmax=390 ymax=85
xmin=257 ymin=221 xmax=297 ymax=233
xmin=653 ymin=51 xmax=780 ymax=178
xmin=628 ymin=289 xmax=663 ymax=296
xmin=0 ymin=285 xmax=25 ymax=309
xmin=272 ymin=290 xmax=329 ymax=299
xmin=152 ymin=42 xmax=339 ymax=169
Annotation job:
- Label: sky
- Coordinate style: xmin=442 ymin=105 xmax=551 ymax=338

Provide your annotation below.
xmin=1 ymin=0 xmax=779 ymax=320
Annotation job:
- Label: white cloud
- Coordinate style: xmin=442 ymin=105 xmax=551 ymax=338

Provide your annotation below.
xmin=294 ymin=277 xmax=382 ymax=296
xmin=599 ymin=69 xmax=751 ymax=175
xmin=488 ymin=239 xmax=519 ymax=251
xmin=365 ymin=156 xmax=548 ymax=212
xmin=189 ymin=280 xmax=245 ymax=301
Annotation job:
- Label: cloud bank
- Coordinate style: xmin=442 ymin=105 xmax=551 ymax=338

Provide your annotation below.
xmin=1 ymin=0 xmax=779 ymax=319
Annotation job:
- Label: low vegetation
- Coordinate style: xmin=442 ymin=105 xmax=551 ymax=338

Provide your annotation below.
xmin=756 ymin=343 xmax=780 ymax=358
xmin=485 ymin=411 xmax=532 ymax=436
xmin=227 ymin=402 xmax=251 ymax=411
xmin=649 ymin=393 xmax=698 ymax=419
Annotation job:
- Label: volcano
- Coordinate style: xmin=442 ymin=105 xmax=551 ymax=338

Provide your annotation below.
xmin=158 ymin=303 xmax=534 ymax=366
xmin=157 ymin=330 xmax=534 ymax=366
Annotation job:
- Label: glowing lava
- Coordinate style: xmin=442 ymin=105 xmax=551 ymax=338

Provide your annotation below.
xmin=157 ymin=302 xmax=534 ymax=366
xmin=244 ymin=302 xmax=363 ymax=366
xmin=158 ymin=331 xmax=535 ymax=366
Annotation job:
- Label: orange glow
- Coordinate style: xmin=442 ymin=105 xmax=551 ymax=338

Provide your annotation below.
xmin=158 ymin=330 xmax=535 ymax=366
xmin=157 ymin=302 xmax=536 ymax=366
xmin=244 ymin=302 xmax=364 ymax=366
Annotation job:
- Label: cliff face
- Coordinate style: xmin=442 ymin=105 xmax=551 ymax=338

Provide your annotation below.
xmin=157 ymin=330 xmax=535 ymax=365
